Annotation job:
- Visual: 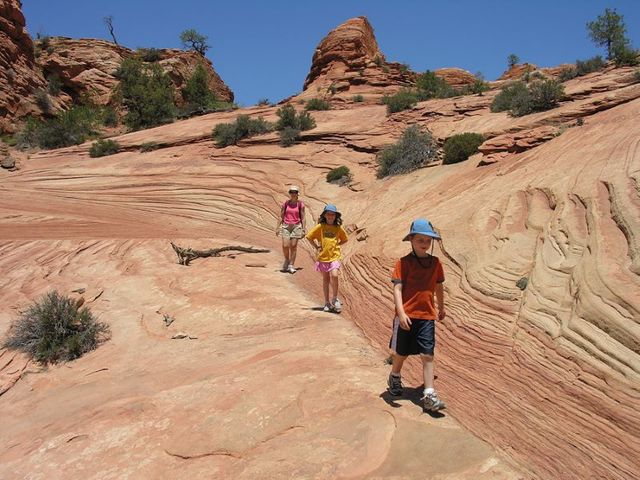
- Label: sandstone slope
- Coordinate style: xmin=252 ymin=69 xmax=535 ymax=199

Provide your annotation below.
xmin=2 ymin=16 xmax=640 ymax=480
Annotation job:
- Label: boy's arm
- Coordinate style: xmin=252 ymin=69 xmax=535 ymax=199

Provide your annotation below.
xmin=393 ymin=282 xmax=411 ymax=330
xmin=435 ymin=282 xmax=445 ymax=320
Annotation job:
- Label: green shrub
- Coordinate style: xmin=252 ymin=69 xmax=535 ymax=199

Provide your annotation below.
xmin=382 ymin=89 xmax=418 ymax=114
xmin=115 ymin=57 xmax=175 ymax=130
xmin=275 ymin=104 xmax=316 ymax=132
xmin=326 ymin=165 xmax=351 ymax=182
xmin=101 ymin=106 xmax=118 ymax=127
xmin=137 ymin=48 xmax=162 ymax=62
xmin=279 ymin=127 xmax=300 ymax=147
xmin=491 ymin=81 xmax=528 ymax=112
xmin=558 ymin=67 xmax=578 ymax=82
xmin=633 ymin=70 xmax=640 ymax=83
xmin=140 ymin=142 xmax=159 ymax=152
xmin=415 ymin=71 xmax=455 ymax=99
xmin=89 ymin=139 xmax=120 ymax=157
xmin=377 ymin=125 xmax=438 ymax=178
xmin=576 ymin=55 xmax=606 ymax=75
xmin=35 ymin=89 xmax=53 ymax=113
xmin=3 ymin=291 xmax=110 ymax=364
xmin=352 ymin=94 xmax=364 ymax=102
xmin=212 ymin=115 xmax=273 ymax=147
xmin=305 ymin=98 xmax=331 ymax=111
xmin=491 ymin=80 xmax=563 ymax=117
xmin=17 ymin=105 xmax=102 ymax=149
xmin=182 ymin=63 xmax=217 ymax=111
xmin=613 ymin=45 xmax=639 ymax=66
xmin=47 ymin=74 xmax=63 ymax=95
xmin=443 ymin=133 xmax=484 ymax=164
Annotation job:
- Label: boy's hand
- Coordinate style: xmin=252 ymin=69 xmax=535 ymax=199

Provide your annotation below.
xmin=399 ymin=313 xmax=412 ymax=331
xmin=438 ymin=307 xmax=446 ymax=320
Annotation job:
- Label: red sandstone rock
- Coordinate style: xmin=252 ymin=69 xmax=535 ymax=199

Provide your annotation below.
xmin=301 ymin=17 xmax=415 ymax=101
xmin=435 ymin=68 xmax=477 ymax=88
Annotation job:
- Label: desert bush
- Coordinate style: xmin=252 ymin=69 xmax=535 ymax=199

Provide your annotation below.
xmin=140 ymin=142 xmax=159 ymax=152
xmin=326 ymin=165 xmax=351 ymax=183
xmin=182 ymin=63 xmax=217 ymax=111
xmin=377 ymin=125 xmax=438 ymax=178
xmin=443 ymin=133 xmax=484 ymax=164
xmin=115 ymin=57 xmax=175 ymax=130
xmin=212 ymin=115 xmax=273 ymax=147
xmin=47 ymin=74 xmax=63 ymax=95
xmin=279 ymin=127 xmax=300 ymax=147
xmin=35 ymin=89 xmax=53 ymax=113
xmin=17 ymin=105 xmax=102 ymax=149
xmin=256 ymin=98 xmax=271 ymax=106
xmin=89 ymin=139 xmax=120 ymax=157
xmin=558 ymin=67 xmax=578 ymax=82
xmin=415 ymin=71 xmax=455 ymax=99
xmin=633 ymin=70 xmax=640 ymax=83
xmin=275 ymin=104 xmax=315 ymax=131
xmin=137 ymin=48 xmax=162 ymax=62
xmin=576 ymin=55 xmax=606 ymax=75
xmin=352 ymin=94 xmax=364 ymax=102
xmin=100 ymin=106 xmax=118 ymax=127
xmin=491 ymin=80 xmax=563 ymax=117
xmin=3 ymin=291 xmax=110 ymax=364
xmin=305 ymin=98 xmax=331 ymax=111
xmin=613 ymin=45 xmax=639 ymax=66
xmin=382 ymin=89 xmax=418 ymax=114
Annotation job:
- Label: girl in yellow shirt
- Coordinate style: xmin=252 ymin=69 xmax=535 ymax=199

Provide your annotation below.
xmin=305 ymin=204 xmax=348 ymax=313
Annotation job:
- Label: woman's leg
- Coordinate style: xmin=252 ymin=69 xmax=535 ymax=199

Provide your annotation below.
xmin=281 ymin=237 xmax=291 ymax=268
xmin=289 ymin=238 xmax=298 ymax=266
xmin=322 ymin=271 xmax=330 ymax=304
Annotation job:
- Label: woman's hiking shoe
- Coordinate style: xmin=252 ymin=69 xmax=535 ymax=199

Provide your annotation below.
xmin=287 ymin=264 xmax=297 ymax=274
xmin=332 ymin=298 xmax=342 ymax=313
xmin=323 ymin=303 xmax=332 ymax=312
xmin=422 ymin=391 xmax=446 ymax=412
xmin=387 ymin=374 xmax=403 ymax=396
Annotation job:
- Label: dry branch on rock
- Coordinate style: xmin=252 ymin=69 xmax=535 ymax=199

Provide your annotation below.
xmin=170 ymin=242 xmax=270 ymax=266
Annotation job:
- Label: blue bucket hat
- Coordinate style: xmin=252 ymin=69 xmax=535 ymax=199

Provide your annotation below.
xmin=403 ymin=218 xmax=441 ymax=241
xmin=323 ymin=204 xmax=339 ymax=214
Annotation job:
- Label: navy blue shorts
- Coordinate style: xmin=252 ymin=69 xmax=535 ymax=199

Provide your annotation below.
xmin=389 ymin=317 xmax=435 ymax=356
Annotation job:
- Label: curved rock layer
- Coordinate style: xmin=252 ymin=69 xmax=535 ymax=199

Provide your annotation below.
xmin=1 ymin=65 xmax=639 ymax=478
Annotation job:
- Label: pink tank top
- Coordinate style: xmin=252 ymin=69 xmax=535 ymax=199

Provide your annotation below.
xmin=283 ymin=200 xmax=303 ymax=224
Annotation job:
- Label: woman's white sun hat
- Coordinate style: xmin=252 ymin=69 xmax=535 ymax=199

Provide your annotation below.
xmin=288 ymin=185 xmax=300 ymax=193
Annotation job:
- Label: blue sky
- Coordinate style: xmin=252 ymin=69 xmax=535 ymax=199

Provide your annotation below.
xmin=22 ymin=1 xmax=640 ymax=106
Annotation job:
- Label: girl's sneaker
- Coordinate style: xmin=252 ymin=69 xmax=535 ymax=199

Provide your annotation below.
xmin=387 ymin=373 xmax=403 ymax=396
xmin=281 ymin=261 xmax=289 ymax=272
xmin=422 ymin=391 xmax=446 ymax=412
xmin=332 ymin=298 xmax=342 ymax=313
xmin=287 ymin=264 xmax=297 ymax=274
xmin=323 ymin=303 xmax=332 ymax=312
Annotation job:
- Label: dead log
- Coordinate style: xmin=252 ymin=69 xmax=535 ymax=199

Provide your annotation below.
xmin=170 ymin=242 xmax=270 ymax=266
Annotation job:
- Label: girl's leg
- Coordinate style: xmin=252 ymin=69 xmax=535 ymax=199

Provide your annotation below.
xmin=329 ymin=268 xmax=339 ymax=301
xmin=420 ymin=354 xmax=434 ymax=389
xmin=281 ymin=237 xmax=291 ymax=268
xmin=289 ymin=238 xmax=298 ymax=266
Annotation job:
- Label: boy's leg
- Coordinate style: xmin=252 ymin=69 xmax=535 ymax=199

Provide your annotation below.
xmin=420 ymin=354 xmax=435 ymax=390
xmin=388 ymin=353 xmax=407 ymax=396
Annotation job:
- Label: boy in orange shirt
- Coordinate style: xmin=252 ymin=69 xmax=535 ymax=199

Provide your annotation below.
xmin=388 ymin=218 xmax=446 ymax=412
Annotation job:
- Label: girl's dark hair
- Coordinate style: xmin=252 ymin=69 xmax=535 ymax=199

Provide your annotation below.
xmin=318 ymin=211 xmax=343 ymax=225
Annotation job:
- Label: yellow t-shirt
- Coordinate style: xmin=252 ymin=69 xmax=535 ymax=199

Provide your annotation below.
xmin=306 ymin=223 xmax=348 ymax=262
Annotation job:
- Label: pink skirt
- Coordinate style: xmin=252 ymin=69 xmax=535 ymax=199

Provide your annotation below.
xmin=315 ymin=260 xmax=341 ymax=272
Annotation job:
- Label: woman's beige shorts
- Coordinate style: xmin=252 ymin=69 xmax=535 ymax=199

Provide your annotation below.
xmin=281 ymin=223 xmax=303 ymax=239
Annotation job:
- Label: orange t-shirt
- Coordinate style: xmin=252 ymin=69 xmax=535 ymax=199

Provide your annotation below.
xmin=392 ymin=254 xmax=445 ymax=320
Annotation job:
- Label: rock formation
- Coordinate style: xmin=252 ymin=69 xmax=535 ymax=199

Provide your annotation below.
xmin=0 ymin=0 xmax=48 ymax=132
xmin=0 ymin=0 xmax=233 ymax=133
